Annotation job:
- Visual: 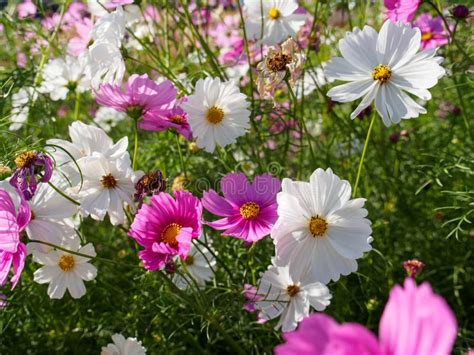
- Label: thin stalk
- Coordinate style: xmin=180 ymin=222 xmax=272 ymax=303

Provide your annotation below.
xmin=353 ymin=110 xmax=377 ymax=197
xmin=175 ymin=133 xmax=187 ymax=178
xmin=47 ymin=181 xmax=80 ymax=206
xmin=29 ymin=240 xmax=141 ymax=269
xmin=132 ymin=120 xmax=139 ymax=170
xmin=73 ymin=91 xmax=80 ymax=120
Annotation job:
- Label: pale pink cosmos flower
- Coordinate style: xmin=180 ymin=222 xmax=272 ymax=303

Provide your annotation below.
xmin=139 ymin=97 xmax=193 ymax=141
xmin=68 ymin=18 xmax=93 ymax=56
xmin=128 ymin=191 xmax=202 ymax=271
xmin=95 ymin=74 xmax=177 ymax=122
xmin=414 ymin=13 xmax=449 ymax=49
xmin=17 ymin=0 xmax=36 ymax=19
xmin=385 ymin=0 xmax=421 ymax=23
xmin=243 ymin=283 xmax=267 ymax=324
xmin=202 ymin=173 xmax=281 ymax=243
xmin=0 ymin=186 xmax=31 ymax=290
xmin=275 ymin=278 xmax=457 ymax=355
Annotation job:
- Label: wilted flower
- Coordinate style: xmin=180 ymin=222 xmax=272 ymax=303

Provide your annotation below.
xmin=403 ymin=259 xmax=425 ymax=278
xmin=134 ymin=170 xmax=167 ymax=205
xmin=10 ymin=151 xmax=54 ymax=200
xmin=256 ymin=38 xmax=304 ymax=101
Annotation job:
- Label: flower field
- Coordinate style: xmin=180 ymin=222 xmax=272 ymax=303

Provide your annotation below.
xmin=0 ymin=0 xmax=472 ymax=353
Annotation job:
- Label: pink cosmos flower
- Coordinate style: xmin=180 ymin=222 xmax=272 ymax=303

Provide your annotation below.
xmin=202 ymin=173 xmax=281 ymax=243
xmin=138 ymin=97 xmax=193 ymax=141
xmin=95 ymin=74 xmax=177 ymax=122
xmin=0 ymin=186 xmax=31 ymax=290
xmin=17 ymin=0 xmax=36 ymax=19
xmin=129 ymin=191 xmax=202 ymax=271
xmin=275 ymin=278 xmax=457 ymax=355
xmin=414 ymin=13 xmax=449 ymax=49
xmin=243 ymin=284 xmax=266 ymax=323
xmin=385 ymin=0 xmax=421 ymax=23
xmin=68 ymin=18 xmax=93 ymax=56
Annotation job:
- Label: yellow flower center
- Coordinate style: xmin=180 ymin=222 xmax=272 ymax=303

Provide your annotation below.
xmin=161 ymin=223 xmax=182 ymax=246
xmin=14 ymin=151 xmax=36 ymax=168
xmin=101 ymin=173 xmax=117 ymax=189
xmin=170 ymin=115 xmax=185 ymax=124
xmin=372 ymin=64 xmax=392 ymax=84
xmin=286 ymin=284 xmax=300 ymax=297
xmin=309 ymin=216 xmax=328 ymax=237
xmin=58 ymin=255 xmax=75 ymax=272
xmin=185 ymin=255 xmax=194 ymax=265
xmin=268 ymin=7 xmax=280 ymax=20
xmin=421 ymin=32 xmax=433 ymax=41
xmin=240 ymin=202 xmax=260 ymax=219
xmin=206 ymin=106 xmax=224 ymax=124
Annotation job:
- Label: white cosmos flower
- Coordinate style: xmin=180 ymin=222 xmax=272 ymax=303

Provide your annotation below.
xmin=88 ymin=6 xmax=126 ymax=87
xmin=33 ymin=237 xmax=97 ymax=299
xmin=26 ymin=175 xmax=78 ymax=253
xmin=272 ymin=168 xmax=373 ymax=284
xmin=254 ymin=265 xmax=331 ymax=332
xmin=39 ymin=55 xmax=90 ymax=101
xmin=88 ymin=40 xmax=126 ymax=88
xmin=172 ymin=242 xmax=217 ymax=290
xmin=181 ymin=76 xmax=250 ymax=153
xmin=46 ymin=121 xmax=129 ymax=168
xmin=75 ymin=154 xmax=142 ymax=225
xmin=9 ymin=87 xmax=38 ymax=131
xmin=324 ymin=20 xmax=445 ymax=126
xmin=94 ymin=106 xmax=127 ymax=132
xmin=101 ymin=333 xmax=147 ymax=355
xmin=244 ymin=0 xmax=307 ymax=45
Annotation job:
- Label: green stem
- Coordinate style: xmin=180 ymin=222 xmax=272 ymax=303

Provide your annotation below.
xmin=132 ymin=121 xmax=139 ymax=170
xmin=47 ymin=181 xmax=80 ymax=206
xmin=175 ymin=133 xmax=187 ymax=178
xmin=352 ymin=110 xmax=376 ymax=197
xmin=73 ymin=91 xmax=80 ymax=120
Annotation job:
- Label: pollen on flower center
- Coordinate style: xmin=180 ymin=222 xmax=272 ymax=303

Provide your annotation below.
xmin=161 ymin=223 xmax=182 ymax=246
xmin=185 ymin=255 xmax=194 ymax=265
xmin=421 ymin=32 xmax=433 ymax=41
xmin=170 ymin=115 xmax=185 ymax=124
xmin=286 ymin=284 xmax=300 ymax=297
xmin=14 ymin=151 xmax=36 ymax=168
xmin=309 ymin=216 xmax=328 ymax=237
xmin=268 ymin=7 xmax=280 ymax=20
xmin=58 ymin=255 xmax=75 ymax=272
xmin=206 ymin=106 xmax=224 ymax=124
xmin=240 ymin=202 xmax=260 ymax=219
xmin=101 ymin=173 xmax=118 ymax=188
xmin=266 ymin=53 xmax=292 ymax=72
xmin=372 ymin=64 xmax=392 ymax=84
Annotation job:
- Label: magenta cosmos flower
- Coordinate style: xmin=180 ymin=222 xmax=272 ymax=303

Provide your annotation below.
xmin=10 ymin=151 xmax=53 ymax=200
xmin=95 ymin=74 xmax=177 ymax=122
xmin=129 ymin=191 xmax=202 ymax=271
xmin=139 ymin=97 xmax=193 ymax=141
xmin=0 ymin=186 xmax=31 ymax=289
xmin=385 ymin=0 xmax=420 ymax=23
xmin=202 ymin=173 xmax=281 ymax=243
xmin=275 ymin=278 xmax=457 ymax=355
xmin=414 ymin=13 xmax=449 ymax=49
